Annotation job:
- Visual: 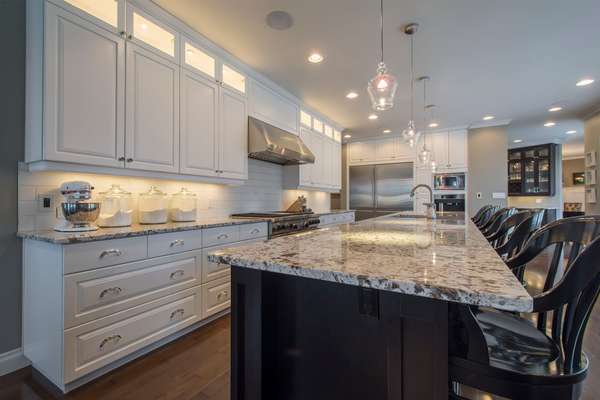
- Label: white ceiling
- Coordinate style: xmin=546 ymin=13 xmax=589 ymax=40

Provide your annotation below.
xmin=154 ymin=0 xmax=600 ymax=152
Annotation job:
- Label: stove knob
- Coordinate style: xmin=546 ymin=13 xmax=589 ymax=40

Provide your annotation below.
xmin=292 ymin=224 xmax=298 ymax=229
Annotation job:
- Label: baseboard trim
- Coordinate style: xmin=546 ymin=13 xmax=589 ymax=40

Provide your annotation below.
xmin=0 ymin=348 xmax=31 ymax=376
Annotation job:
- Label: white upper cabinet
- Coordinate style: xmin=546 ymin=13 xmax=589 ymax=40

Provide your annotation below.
xmin=218 ymin=87 xmax=248 ymax=180
xmin=127 ymin=4 xmax=178 ymax=61
xmin=375 ymin=137 xmax=399 ymax=161
xmin=447 ymin=129 xmax=468 ymax=169
xmin=249 ymin=79 xmax=299 ymax=134
xmin=43 ymin=3 xmax=125 ymax=167
xmin=125 ymin=42 xmax=180 ymax=173
xmin=428 ymin=131 xmax=449 ymax=168
xmin=180 ymin=69 xmax=219 ymax=177
xmin=298 ymin=128 xmax=313 ymax=185
xmin=348 ymin=141 xmax=376 ymax=164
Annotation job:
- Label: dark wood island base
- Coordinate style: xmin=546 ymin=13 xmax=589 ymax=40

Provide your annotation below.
xmin=231 ymin=266 xmax=449 ymax=400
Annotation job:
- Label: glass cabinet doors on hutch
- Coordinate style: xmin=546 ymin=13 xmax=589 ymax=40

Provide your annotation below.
xmin=507 ymin=143 xmax=556 ymax=196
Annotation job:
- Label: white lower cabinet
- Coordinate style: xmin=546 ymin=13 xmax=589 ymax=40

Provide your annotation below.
xmin=318 ymin=211 xmax=355 ymax=226
xmin=23 ymin=222 xmax=267 ymax=392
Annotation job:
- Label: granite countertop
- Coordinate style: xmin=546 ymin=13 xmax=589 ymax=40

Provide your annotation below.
xmin=209 ymin=212 xmax=533 ymax=312
xmin=17 ymin=217 xmax=270 ymax=245
xmin=16 ymin=210 xmax=356 ymax=245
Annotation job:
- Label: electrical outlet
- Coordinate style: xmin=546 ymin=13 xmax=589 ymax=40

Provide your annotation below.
xmin=37 ymin=194 xmax=55 ymax=212
xmin=476 ymin=192 xmax=482 ymax=199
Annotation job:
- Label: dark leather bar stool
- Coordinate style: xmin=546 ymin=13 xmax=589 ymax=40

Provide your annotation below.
xmin=449 ymin=216 xmax=600 ymax=400
xmin=480 ymin=208 xmax=517 ymax=237
xmin=475 ymin=205 xmax=500 ymax=229
xmin=485 ymin=210 xmax=534 ymax=247
xmin=494 ymin=210 xmax=545 ymax=260
xmin=472 ymin=205 xmax=493 ymax=224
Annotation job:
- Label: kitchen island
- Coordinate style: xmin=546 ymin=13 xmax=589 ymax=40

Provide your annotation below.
xmin=209 ymin=212 xmax=532 ymax=400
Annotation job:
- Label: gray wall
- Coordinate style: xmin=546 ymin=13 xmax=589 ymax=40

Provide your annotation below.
xmin=467 ymin=126 xmax=508 ymax=216
xmin=562 ymin=158 xmax=585 ymax=187
xmin=0 ymin=0 xmax=25 ymax=354
xmin=584 ymin=112 xmax=600 ymax=214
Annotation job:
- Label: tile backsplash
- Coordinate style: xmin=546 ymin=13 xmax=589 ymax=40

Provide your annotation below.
xmin=18 ymin=159 xmax=331 ymax=231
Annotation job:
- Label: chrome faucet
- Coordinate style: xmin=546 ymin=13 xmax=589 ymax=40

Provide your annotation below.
xmin=409 ymin=184 xmax=437 ymax=219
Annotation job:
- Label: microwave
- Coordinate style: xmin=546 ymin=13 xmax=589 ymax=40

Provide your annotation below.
xmin=433 ymin=173 xmax=466 ymax=190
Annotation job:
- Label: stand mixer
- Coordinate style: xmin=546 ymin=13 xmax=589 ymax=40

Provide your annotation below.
xmin=54 ymin=181 xmax=101 ymax=232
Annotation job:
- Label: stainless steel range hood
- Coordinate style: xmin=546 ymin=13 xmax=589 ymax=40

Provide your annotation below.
xmin=248 ymin=117 xmax=315 ymax=165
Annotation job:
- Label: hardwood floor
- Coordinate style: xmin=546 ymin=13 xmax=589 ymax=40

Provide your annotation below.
xmin=1 ymin=249 xmax=599 ymax=400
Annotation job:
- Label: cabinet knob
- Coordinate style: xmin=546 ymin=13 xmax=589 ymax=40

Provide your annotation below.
xmin=126 ymin=158 xmax=133 ymax=163
xmin=170 ymin=308 xmax=185 ymax=320
xmin=118 ymin=156 xmax=125 ymax=161
xmin=217 ymin=290 xmax=229 ymax=300
xmin=127 ymin=34 xmax=133 ymax=40
xmin=217 ymin=233 xmax=229 ymax=240
xmin=119 ymin=31 xmax=126 ymax=37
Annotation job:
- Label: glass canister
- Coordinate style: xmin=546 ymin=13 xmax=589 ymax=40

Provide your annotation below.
xmin=138 ymin=186 xmax=168 ymax=224
xmin=170 ymin=188 xmax=197 ymax=222
xmin=96 ymin=184 xmax=133 ymax=227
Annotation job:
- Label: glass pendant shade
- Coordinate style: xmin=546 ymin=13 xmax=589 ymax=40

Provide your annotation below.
xmin=368 ymin=63 xmax=398 ymax=111
xmin=401 ymin=120 xmax=419 ymax=144
xmin=418 ymin=146 xmax=432 ymax=164
xmin=431 ymin=160 xmax=437 ymax=172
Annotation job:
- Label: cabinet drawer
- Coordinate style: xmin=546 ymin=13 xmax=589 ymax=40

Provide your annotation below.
xmin=239 ymin=222 xmax=268 ymax=241
xmin=64 ymin=286 xmax=202 ymax=382
xmin=147 ymin=230 xmax=203 ymax=258
xmin=202 ymin=225 xmax=240 ymax=247
xmin=64 ymin=251 xmax=202 ymax=328
xmin=63 ymin=237 xmax=148 ymax=274
xmin=202 ymin=245 xmax=231 ymax=283
xmin=202 ymin=277 xmax=230 ymax=318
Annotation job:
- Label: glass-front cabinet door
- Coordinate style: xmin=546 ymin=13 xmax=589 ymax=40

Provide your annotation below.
xmin=61 ymin=0 xmax=125 ymax=34
xmin=507 ymin=143 xmax=555 ymax=196
xmin=127 ymin=4 xmax=178 ymax=60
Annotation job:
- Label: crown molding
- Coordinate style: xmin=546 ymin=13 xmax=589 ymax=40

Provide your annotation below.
xmin=468 ymin=119 xmax=512 ymax=130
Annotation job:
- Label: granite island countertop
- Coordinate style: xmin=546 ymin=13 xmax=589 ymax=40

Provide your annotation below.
xmin=209 ymin=212 xmax=533 ymax=312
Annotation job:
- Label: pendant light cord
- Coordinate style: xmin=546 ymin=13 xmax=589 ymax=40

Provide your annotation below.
xmin=380 ymin=0 xmax=384 ymax=64
xmin=410 ymin=34 xmax=414 ymax=121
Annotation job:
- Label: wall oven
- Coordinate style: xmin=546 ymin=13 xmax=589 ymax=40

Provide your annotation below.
xmin=433 ymin=173 xmax=466 ymax=191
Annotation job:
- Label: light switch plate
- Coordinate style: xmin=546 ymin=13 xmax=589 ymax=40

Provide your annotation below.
xmin=492 ymin=192 xmax=506 ymax=199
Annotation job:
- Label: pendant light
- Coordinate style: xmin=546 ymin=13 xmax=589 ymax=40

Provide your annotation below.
xmin=367 ymin=0 xmax=398 ymax=111
xmin=401 ymin=23 xmax=419 ymax=146
xmin=417 ymin=76 xmax=432 ymax=165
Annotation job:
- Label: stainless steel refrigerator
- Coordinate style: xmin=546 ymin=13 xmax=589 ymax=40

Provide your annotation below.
xmin=349 ymin=163 xmax=414 ymax=221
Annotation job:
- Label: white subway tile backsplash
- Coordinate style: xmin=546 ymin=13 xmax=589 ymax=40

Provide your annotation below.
xmin=18 ymin=159 xmax=331 ymax=231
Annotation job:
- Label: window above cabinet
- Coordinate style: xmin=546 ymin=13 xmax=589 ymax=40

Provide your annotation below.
xmin=300 ymin=110 xmax=312 ymax=128
xmin=313 ymin=118 xmax=323 ymax=133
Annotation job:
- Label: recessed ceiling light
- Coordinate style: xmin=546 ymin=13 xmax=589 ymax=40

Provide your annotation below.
xmin=576 ymin=78 xmax=594 ymax=87
xmin=548 ymin=106 xmax=562 ymax=112
xmin=513 ymin=139 xmax=523 ymax=143
xmin=308 ymin=53 xmax=324 ymax=63
xmin=428 ymin=122 xmax=439 ymax=128
xmin=566 ymin=130 xmax=577 ymax=135
xmin=368 ymin=114 xmax=378 ymax=120
xmin=382 ymin=129 xmax=391 ymax=133
xmin=483 ymin=115 xmax=495 ymax=121
xmin=343 ymin=134 xmax=352 ymax=138
xmin=544 ymin=121 xmax=556 ymax=127
xmin=346 ymin=91 xmax=358 ymax=99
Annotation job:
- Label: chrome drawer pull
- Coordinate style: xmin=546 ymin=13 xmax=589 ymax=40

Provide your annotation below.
xmin=217 ymin=290 xmax=229 ymax=300
xmin=250 ymin=228 xmax=261 ymax=234
xmin=99 ymin=334 xmax=122 ymax=350
xmin=170 ymin=308 xmax=185 ymax=320
xmin=216 ymin=233 xmax=229 ymax=240
xmin=169 ymin=239 xmax=185 ymax=247
xmin=99 ymin=287 xmax=123 ymax=299
xmin=99 ymin=249 xmax=122 ymax=259
xmin=169 ymin=269 xmax=185 ymax=280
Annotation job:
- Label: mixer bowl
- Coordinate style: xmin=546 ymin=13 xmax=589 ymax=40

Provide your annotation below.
xmin=61 ymin=202 xmax=101 ymax=224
